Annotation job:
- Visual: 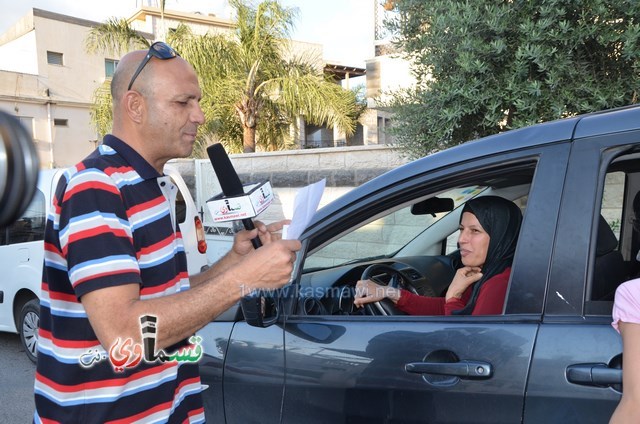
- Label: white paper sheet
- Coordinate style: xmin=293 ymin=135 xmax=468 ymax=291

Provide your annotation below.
xmin=282 ymin=179 xmax=326 ymax=240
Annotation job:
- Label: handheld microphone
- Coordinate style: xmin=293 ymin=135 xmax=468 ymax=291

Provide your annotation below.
xmin=206 ymin=143 xmax=262 ymax=249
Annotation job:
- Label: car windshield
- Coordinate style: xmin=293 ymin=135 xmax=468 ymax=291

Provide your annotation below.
xmin=303 ymin=185 xmax=489 ymax=271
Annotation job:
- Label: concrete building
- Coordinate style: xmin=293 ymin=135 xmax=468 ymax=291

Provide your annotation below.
xmin=0 ymin=9 xmax=113 ymax=168
xmin=0 ymin=3 xmax=410 ymax=168
xmin=363 ymin=0 xmax=417 ymax=146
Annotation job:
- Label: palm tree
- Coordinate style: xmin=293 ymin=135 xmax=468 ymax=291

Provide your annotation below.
xmin=85 ymin=18 xmax=150 ymax=138
xmin=85 ymin=0 xmax=362 ymax=154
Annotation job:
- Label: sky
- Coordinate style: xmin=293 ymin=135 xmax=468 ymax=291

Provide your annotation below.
xmin=0 ymin=0 xmax=375 ymax=67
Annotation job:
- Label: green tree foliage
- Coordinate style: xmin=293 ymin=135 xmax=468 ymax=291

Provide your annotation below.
xmin=384 ymin=0 xmax=640 ymax=159
xmin=85 ymin=0 xmax=362 ymax=155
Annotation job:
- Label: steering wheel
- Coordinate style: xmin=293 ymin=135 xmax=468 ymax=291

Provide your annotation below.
xmin=360 ymin=264 xmax=420 ymax=316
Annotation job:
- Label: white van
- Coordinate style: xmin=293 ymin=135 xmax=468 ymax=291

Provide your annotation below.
xmin=0 ymin=165 xmax=208 ymax=362
xmin=164 ymin=163 xmax=209 ymax=276
xmin=0 ymin=168 xmax=61 ymax=362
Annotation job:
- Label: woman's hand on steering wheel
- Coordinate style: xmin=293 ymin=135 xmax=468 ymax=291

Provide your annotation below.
xmin=353 ymin=264 xmax=418 ymax=315
xmin=353 ymin=279 xmax=401 ymax=308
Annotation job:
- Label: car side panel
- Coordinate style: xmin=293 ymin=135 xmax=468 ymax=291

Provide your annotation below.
xmin=0 ymin=239 xmax=43 ymax=332
xmin=524 ymin=321 xmax=621 ymax=423
xmin=222 ymin=323 xmax=285 ymax=424
xmin=278 ymin=142 xmax=572 ymax=423
xmin=282 ymin=318 xmax=538 ymax=424
xmin=199 ymin=321 xmax=234 ymax=424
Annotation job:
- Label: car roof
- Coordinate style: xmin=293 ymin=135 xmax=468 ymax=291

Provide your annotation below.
xmin=307 ymin=104 xmax=640 ymax=231
xmin=573 ymin=103 xmax=640 ymax=139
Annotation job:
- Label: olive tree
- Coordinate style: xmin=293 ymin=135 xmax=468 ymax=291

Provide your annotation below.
xmin=383 ymin=0 xmax=640 ymax=158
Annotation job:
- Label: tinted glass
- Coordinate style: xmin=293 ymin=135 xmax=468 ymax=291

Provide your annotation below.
xmin=4 ymin=188 xmax=46 ymax=244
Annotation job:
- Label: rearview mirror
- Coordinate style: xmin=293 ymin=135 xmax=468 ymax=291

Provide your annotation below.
xmin=411 ymin=197 xmax=455 ymax=217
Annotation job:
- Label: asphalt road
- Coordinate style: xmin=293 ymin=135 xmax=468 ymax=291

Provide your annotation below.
xmin=0 ymin=332 xmax=36 ymax=423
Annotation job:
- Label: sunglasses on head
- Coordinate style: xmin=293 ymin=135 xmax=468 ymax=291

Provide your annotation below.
xmin=127 ymin=41 xmax=180 ymax=91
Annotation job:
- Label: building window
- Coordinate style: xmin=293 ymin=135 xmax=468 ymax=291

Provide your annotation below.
xmin=54 ymin=119 xmax=68 ymax=127
xmin=105 ymin=59 xmax=119 ymax=78
xmin=47 ymin=51 xmax=64 ymax=66
xmin=346 ymin=123 xmax=364 ymax=146
xmin=377 ymin=116 xmax=393 ymax=144
xmin=304 ymin=124 xmax=333 ymax=148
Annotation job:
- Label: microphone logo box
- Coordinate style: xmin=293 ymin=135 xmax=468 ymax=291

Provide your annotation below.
xmin=206 ymin=180 xmax=273 ymax=222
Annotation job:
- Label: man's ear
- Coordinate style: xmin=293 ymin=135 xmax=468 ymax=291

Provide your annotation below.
xmin=124 ymin=91 xmax=145 ymax=124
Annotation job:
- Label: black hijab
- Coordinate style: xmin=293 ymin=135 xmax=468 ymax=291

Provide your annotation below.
xmin=452 ymin=195 xmax=523 ymax=315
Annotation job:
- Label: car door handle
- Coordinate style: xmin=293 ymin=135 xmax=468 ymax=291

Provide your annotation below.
xmin=405 ymin=360 xmax=493 ymax=379
xmin=566 ymin=363 xmax=622 ymax=386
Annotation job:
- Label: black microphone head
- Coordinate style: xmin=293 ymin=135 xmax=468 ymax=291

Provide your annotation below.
xmin=207 ymin=143 xmax=244 ymax=196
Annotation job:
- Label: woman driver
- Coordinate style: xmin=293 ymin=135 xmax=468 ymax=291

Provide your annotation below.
xmin=354 ymin=195 xmax=522 ymax=315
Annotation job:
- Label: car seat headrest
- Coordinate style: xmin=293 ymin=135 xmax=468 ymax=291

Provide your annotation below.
xmin=596 ymin=215 xmax=618 ymax=256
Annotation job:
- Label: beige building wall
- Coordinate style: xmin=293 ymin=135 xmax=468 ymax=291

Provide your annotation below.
xmin=0 ymin=9 xmax=110 ymax=168
xmin=364 ymin=53 xmax=417 ymax=146
xmin=362 ymin=0 xmax=419 ymax=146
xmin=366 ymin=54 xmax=415 ymax=105
xmin=128 ymin=7 xmax=235 ymax=38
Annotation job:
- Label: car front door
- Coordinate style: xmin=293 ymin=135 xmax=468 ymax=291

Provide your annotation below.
xmin=199 ymin=317 xmax=286 ymax=423
xmin=282 ymin=318 xmax=537 ymax=423
xmin=280 ymin=143 xmax=571 ymax=424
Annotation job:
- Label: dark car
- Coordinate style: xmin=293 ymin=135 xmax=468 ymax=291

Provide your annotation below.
xmin=197 ymin=105 xmax=640 ymax=423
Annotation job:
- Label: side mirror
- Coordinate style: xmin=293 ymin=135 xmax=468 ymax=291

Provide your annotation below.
xmin=240 ymin=292 xmax=279 ymax=327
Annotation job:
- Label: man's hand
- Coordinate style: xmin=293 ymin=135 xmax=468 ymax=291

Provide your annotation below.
xmin=235 ymin=238 xmax=301 ymax=293
xmin=232 ymin=219 xmax=291 ymax=256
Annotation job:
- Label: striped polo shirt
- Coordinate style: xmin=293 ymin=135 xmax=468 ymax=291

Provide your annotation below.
xmin=34 ymin=135 xmax=205 ymax=423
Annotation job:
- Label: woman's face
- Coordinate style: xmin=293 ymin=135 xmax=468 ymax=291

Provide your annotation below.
xmin=458 ymin=211 xmax=490 ymax=268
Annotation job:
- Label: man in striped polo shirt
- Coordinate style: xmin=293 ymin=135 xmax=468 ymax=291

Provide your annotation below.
xmin=34 ymin=42 xmax=301 ymax=423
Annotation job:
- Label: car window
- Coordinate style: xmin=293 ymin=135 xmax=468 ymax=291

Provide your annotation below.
xmin=588 ymin=153 xmax=640 ymax=313
xmin=304 ymin=186 xmax=488 ymax=270
xmin=1 ymin=188 xmax=46 ymax=245
xmin=297 ymin=161 xmax=536 ymax=317
xmin=602 ymin=171 xmax=624 ymax=240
